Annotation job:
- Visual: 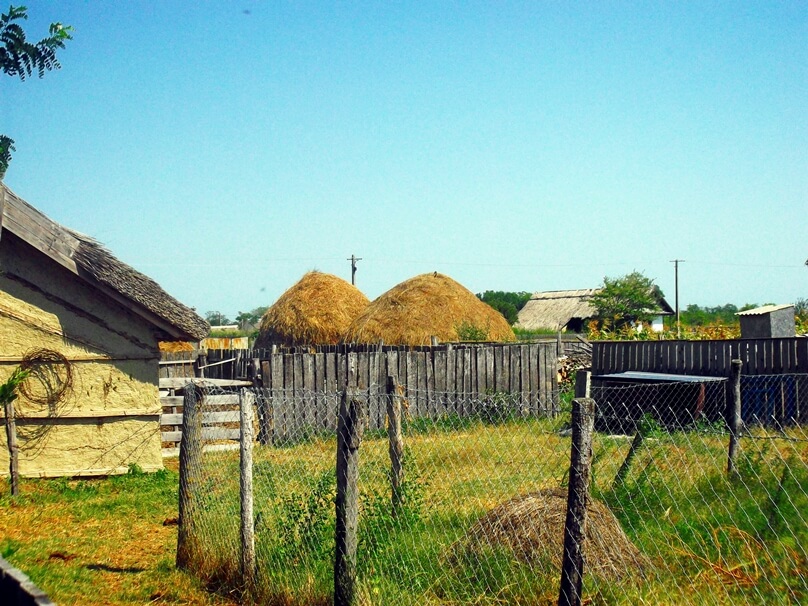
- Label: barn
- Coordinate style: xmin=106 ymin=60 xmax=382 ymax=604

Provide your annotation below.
xmin=0 ymin=184 xmax=208 ymax=477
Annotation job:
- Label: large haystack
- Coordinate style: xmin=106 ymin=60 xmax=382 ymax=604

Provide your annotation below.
xmin=451 ymin=488 xmax=647 ymax=582
xmin=343 ymin=272 xmax=515 ymax=345
xmin=254 ymin=271 xmax=369 ymax=347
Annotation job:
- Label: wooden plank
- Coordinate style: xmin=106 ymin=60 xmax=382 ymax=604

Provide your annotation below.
xmin=159 ymin=377 xmax=251 ymax=389
xmin=445 ymin=346 xmax=457 ymax=415
xmin=162 ymin=427 xmax=241 ymax=443
xmin=303 ymin=353 xmax=316 ymax=430
xmin=461 ymin=347 xmax=472 ymax=416
xmin=271 ymin=353 xmax=287 ymax=443
xmin=367 ymin=351 xmax=381 ymax=431
xmin=494 ymin=345 xmax=505 ymax=393
xmin=434 ymin=349 xmax=447 ymax=418
xmin=406 ymin=351 xmax=417 ymax=417
xmin=315 ymin=353 xmax=326 ymax=428
xmin=325 ymin=352 xmax=339 ymax=431
xmin=475 ymin=347 xmax=487 ymax=396
xmin=417 ymin=351 xmax=428 ymax=418
xmin=425 ymin=349 xmax=435 ymax=418
xmin=528 ymin=344 xmax=539 ymax=415
xmin=160 ymin=410 xmax=240 ymax=425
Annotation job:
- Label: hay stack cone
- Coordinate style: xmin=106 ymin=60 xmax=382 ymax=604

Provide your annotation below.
xmin=254 ymin=271 xmax=369 ymax=347
xmin=343 ymin=272 xmax=515 ymax=345
xmin=452 ymin=488 xmax=647 ymax=582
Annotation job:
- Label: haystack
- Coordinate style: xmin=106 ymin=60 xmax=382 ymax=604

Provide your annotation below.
xmin=254 ymin=271 xmax=370 ymax=347
xmin=451 ymin=488 xmax=647 ymax=582
xmin=343 ymin=272 xmax=515 ymax=346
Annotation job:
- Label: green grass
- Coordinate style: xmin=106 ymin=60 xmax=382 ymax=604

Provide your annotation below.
xmin=178 ymin=419 xmax=807 ymax=605
xmin=0 ymin=464 xmax=234 ymax=606
xmin=2 ymin=420 xmax=806 ymax=605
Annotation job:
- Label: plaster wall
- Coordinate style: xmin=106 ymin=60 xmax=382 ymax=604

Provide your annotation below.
xmin=0 ymin=233 xmax=164 ymax=476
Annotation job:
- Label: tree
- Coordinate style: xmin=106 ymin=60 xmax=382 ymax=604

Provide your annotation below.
xmin=477 ymin=291 xmax=532 ymax=325
xmin=204 ymin=311 xmax=231 ymax=326
xmin=590 ymin=271 xmax=663 ymax=329
xmin=0 ymin=5 xmax=72 ymax=179
xmin=235 ymin=306 xmax=269 ymax=330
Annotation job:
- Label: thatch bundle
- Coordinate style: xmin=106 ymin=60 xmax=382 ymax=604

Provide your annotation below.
xmin=254 ymin=271 xmax=369 ymax=347
xmin=452 ymin=488 xmax=647 ymax=582
xmin=158 ymin=341 xmax=195 ymax=353
xmin=343 ymin=272 xmax=515 ymax=346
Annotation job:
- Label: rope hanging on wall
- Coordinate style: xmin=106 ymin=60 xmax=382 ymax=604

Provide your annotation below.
xmin=18 ymin=348 xmax=73 ymax=407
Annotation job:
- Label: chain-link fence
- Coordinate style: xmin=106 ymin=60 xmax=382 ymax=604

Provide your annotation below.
xmin=176 ymin=374 xmax=807 ymax=605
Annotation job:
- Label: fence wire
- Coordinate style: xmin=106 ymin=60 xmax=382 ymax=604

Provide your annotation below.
xmin=177 ymin=374 xmax=807 ymax=605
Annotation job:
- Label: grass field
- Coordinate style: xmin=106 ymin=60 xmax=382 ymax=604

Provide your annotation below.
xmin=0 ymin=460 xmax=236 ymax=606
xmin=1 ymin=417 xmax=806 ymax=605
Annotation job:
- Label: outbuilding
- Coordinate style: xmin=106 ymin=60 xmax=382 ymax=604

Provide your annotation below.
xmin=0 ymin=184 xmax=208 ymax=477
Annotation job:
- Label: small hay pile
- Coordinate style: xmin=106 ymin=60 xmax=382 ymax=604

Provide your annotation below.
xmin=451 ymin=488 xmax=647 ymax=582
xmin=343 ymin=272 xmax=515 ymax=345
xmin=158 ymin=341 xmax=195 ymax=353
xmin=254 ymin=271 xmax=370 ymax=347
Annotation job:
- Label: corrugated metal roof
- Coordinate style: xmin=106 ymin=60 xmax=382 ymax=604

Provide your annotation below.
xmin=736 ymin=304 xmax=794 ymax=316
xmin=593 ymin=371 xmax=726 ymax=383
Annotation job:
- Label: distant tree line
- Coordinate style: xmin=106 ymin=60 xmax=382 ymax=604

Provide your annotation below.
xmin=476 ymin=291 xmax=532 ymax=325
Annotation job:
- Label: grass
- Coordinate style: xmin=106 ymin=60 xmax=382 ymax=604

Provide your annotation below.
xmin=1 ymin=419 xmax=806 ymax=605
xmin=0 ymin=463 xmax=236 ymax=606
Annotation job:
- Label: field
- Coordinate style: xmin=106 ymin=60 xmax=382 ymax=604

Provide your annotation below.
xmin=1 ymin=417 xmax=806 ymax=605
xmin=0 ymin=460 xmax=235 ymax=606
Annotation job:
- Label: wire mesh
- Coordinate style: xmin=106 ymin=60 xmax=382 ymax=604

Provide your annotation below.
xmin=178 ymin=374 xmax=808 ymax=605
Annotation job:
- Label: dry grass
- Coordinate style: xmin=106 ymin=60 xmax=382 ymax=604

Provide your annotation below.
xmin=452 ymin=487 xmax=648 ymax=582
xmin=254 ymin=271 xmax=369 ymax=347
xmin=344 ymin=272 xmax=516 ymax=345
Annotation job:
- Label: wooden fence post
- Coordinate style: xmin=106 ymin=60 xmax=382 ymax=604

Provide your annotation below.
xmin=727 ymin=359 xmax=742 ymax=477
xmin=4 ymin=398 xmax=19 ymax=496
xmin=177 ymin=384 xmax=203 ymax=570
xmin=386 ymin=374 xmax=404 ymax=517
xmin=574 ymin=370 xmax=591 ymax=399
xmin=240 ymin=388 xmax=256 ymax=590
xmin=334 ymin=388 xmax=365 ymax=606
xmin=558 ymin=397 xmax=595 ymax=606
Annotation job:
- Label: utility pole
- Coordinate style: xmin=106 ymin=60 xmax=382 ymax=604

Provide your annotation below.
xmin=670 ymin=259 xmax=684 ymax=339
xmin=347 ymin=254 xmax=362 ymax=286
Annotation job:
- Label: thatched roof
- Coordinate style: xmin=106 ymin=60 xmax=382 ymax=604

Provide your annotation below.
xmin=515 ymin=289 xmax=600 ymax=332
xmin=254 ymin=271 xmax=369 ymax=347
xmin=0 ymin=183 xmax=209 ymax=341
xmin=516 ymin=288 xmax=675 ymax=332
xmin=343 ymin=272 xmax=515 ymax=345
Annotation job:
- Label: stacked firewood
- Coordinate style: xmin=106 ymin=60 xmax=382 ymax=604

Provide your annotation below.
xmin=557 ymin=353 xmax=592 ymax=388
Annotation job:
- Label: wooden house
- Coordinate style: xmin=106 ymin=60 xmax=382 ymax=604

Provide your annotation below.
xmin=516 ymin=288 xmax=674 ymax=333
xmin=0 ymin=184 xmax=208 ymax=477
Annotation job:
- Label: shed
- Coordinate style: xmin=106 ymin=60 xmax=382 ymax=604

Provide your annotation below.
xmin=0 ymin=184 xmax=208 ymax=477
xmin=591 ymin=371 xmax=727 ymax=432
xmin=516 ymin=288 xmax=674 ymax=333
xmin=736 ymin=305 xmax=796 ymax=339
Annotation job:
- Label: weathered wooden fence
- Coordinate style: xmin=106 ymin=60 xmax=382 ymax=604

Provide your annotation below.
xmin=592 ymin=338 xmax=808 ymax=377
xmin=160 ymin=343 xmax=560 ymax=450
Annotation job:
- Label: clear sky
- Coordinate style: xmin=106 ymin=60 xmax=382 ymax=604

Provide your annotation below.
xmin=3 ymin=1 xmax=806 ymax=320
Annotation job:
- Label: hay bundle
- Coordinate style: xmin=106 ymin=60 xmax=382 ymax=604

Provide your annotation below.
xmin=254 ymin=271 xmax=370 ymax=347
xmin=453 ymin=488 xmax=647 ymax=582
xmin=159 ymin=341 xmax=195 ymax=353
xmin=343 ymin=272 xmax=515 ymax=345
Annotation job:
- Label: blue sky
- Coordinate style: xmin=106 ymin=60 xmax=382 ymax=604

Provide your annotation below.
xmin=3 ymin=1 xmax=806 ymax=320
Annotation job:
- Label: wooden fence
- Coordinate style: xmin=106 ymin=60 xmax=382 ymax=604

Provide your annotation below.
xmin=159 ymin=343 xmax=560 ymax=450
xmin=592 ymin=338 xmax=808 ymax=377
